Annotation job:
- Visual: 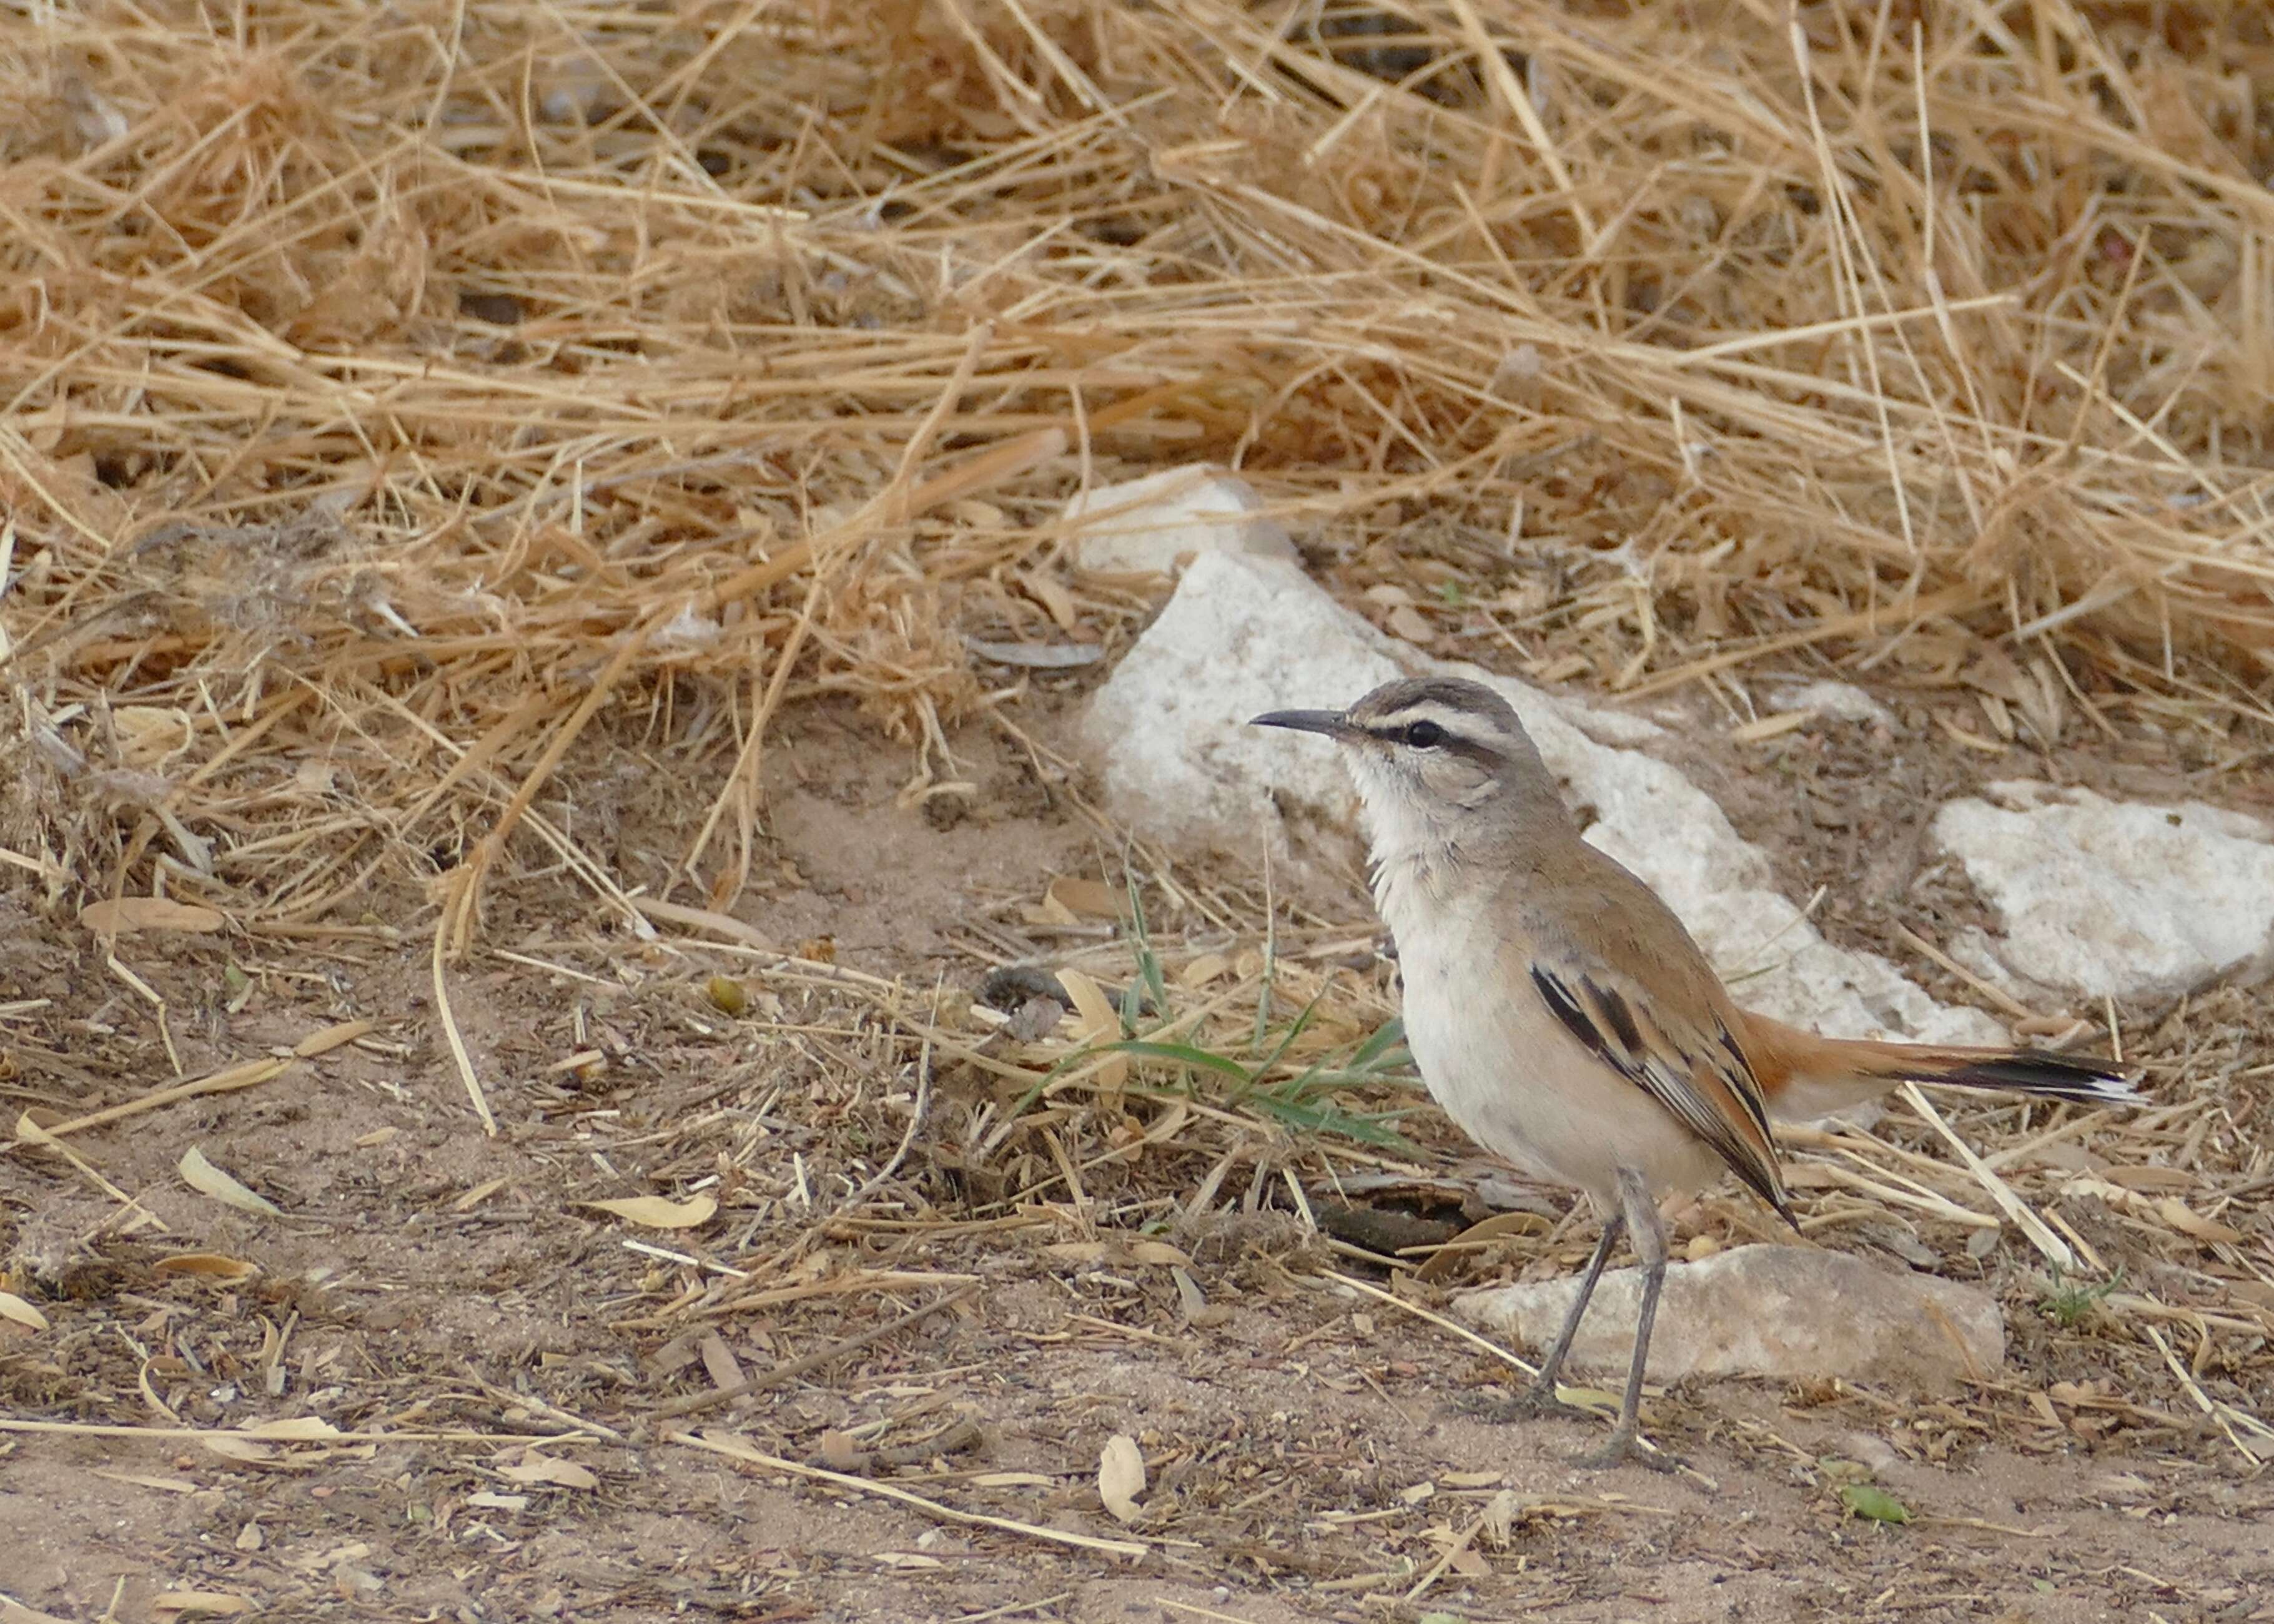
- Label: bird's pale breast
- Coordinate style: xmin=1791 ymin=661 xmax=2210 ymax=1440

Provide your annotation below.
xmin=1375 ymin=856 xmax=1722 ymax=1211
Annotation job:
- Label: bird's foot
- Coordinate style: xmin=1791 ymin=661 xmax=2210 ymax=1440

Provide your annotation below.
xmin=1454 ymin=1380 xmax=1600 ymax=1425
xmin=1576 ymin=1426 xmax=1683 ymax=1474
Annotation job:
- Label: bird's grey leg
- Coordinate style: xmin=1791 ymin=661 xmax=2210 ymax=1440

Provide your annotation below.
xmin=1459 ymin=1209 xmax=1623 ymax=1424
xmin=1525 ymin=1211 xmax=1624 ymax=1402
xmin=1583 ymin=1165 xmax=1678 ymax=1470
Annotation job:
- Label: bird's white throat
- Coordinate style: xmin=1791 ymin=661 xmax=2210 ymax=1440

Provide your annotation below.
xmin=1343 ymin=755 xmax=1463 ymax=940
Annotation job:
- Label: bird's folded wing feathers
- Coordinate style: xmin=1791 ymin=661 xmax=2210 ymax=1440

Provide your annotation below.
xmin=1525 ymin=949 xmax=1792 ymax=1219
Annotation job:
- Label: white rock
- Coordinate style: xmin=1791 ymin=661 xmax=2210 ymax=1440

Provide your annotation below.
xmin=1455 ymin=1245 xmax=2004 ymax=1390
xmin=1082 ymin=550 xmax=2000 ymax=1046
xmin=1062 ymin=465 xmax=1298 ymax=575
xmin=1932 ymin=782 xmax=2274 ymax=998
xmin=1079 ymin=551 xmax=1401 ymax=872
xmin=1834 ymin=1430 xmax=1904 ymax=1477
xmin=1945 ymin=926 xmax=2042 ymax=1006
xmin=1764 ymin=678 xmax=1894 ymax=728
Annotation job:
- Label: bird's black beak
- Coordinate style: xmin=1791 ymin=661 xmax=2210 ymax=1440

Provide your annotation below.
xmin=1250 ymin=708 xmax=1353 ymax=740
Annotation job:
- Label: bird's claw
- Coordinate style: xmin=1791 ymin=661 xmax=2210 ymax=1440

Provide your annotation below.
xmin=1455 ymin=1382 xmax=1600 ymax=1425
xmin=1577 ymin=1428 xmax=1684 ymax=1473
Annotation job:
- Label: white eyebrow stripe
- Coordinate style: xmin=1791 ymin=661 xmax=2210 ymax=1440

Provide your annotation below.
xmin=1356 ymin=701 xmax=1497 ymax=742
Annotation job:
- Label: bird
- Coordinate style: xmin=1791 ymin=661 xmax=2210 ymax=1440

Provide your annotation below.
xmin=1252 ymin=675 xmax=2139 ymax=1467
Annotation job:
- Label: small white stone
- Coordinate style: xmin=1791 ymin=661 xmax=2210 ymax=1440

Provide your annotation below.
xmin=1836 ymin=1430 xmax=1904 ymax=1477
xmin=1932 ymin=782 xmax=2274 ymax=998
xmin=1764 ymin=679 xmax=1895 ymax=728
xmin=652 ymin=601 xmax=721 ymax=650
xmin=1062 ymin=465 xmax=1298 ymax=575
xmin=1455 ymin=1245 xmax=2004 ymax=1390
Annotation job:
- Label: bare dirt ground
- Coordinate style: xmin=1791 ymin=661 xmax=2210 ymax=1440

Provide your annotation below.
xmin=5 ymin=682 xmax=2271 ymax=1624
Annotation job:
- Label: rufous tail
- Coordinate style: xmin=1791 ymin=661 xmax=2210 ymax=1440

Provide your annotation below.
xmin=1742 ymin=1015 xmax=2142 ymax=1124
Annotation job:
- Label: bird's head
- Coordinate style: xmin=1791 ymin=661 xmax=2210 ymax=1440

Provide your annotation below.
xmin=1251 ymin=676 xmax=1556 ymax=854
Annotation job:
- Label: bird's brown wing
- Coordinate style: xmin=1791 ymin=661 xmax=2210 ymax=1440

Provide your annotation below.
xmin=1516 ymin=852 xmax=1792 ymax=1221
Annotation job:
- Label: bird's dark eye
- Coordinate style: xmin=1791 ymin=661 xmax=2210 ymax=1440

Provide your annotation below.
xmin=1403 ymin=720 xmax=1446 ymax=749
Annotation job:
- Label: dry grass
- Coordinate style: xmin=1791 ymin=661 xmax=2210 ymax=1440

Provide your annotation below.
xmin=4 ymin=0 xmax=2274 ymax=931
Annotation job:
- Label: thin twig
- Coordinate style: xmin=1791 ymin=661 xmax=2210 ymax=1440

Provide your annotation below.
xmin=670 ymin=1429 xmax=1147 ymax=1560
xmin=841 ymin=980 xmax=940 ymax=1210
xmin=651 ymin=1284 xmax=977 ymax=1420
